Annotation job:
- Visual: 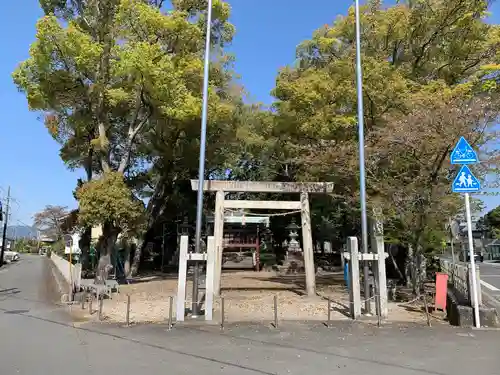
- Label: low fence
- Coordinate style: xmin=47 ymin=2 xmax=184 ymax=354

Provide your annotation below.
xmin=440 ymin=259 xmax=481 ymax=306
xmin=50 ymin=253 xmax=82 ymax=292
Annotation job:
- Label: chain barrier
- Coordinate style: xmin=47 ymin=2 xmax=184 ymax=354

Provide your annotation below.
xmin=397 ymin=294 xmax=424 ymax=306
xmin=329 ymin=292 xmax=437 ymax=327
xmin=329 ymin=294 xmax=377 ymax=306
xmin=105 ymin=291 xmax=439 ymax=329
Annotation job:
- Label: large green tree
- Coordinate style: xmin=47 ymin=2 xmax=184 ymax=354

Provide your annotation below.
xmin=272 ymin=0 xmax=500 ymax=286
xmin=14 ymin=0 xmax=240 ymax=271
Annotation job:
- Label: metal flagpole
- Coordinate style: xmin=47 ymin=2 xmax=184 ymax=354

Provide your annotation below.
xmin=354 ymin=0 xmax=371 ymax=314
xmin=465 ymin=193 xmax=480 ymax=328
xmin=192 ymin=0 xmax=213 ymax=317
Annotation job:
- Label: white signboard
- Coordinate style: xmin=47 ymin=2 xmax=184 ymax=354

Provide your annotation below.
xmin=64 ymin=233 xmax=82 ymax=255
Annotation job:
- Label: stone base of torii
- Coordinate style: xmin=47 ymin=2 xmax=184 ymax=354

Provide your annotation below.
xmin=343 ymin=217 xmax=389 ymax=319
xmin=176 ymin=235 xmax=216 ymax=322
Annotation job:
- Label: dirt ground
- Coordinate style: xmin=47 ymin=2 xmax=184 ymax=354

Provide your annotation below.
xmin=74 ymin=270 xmax=437 ymax=325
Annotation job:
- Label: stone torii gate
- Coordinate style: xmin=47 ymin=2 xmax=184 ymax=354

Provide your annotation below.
xmin=191 ymin=180 xmax=334 ymax=297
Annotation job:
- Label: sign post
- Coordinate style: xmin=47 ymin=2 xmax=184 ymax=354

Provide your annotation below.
xmin=451 ymin=137 xmax=480 ymax=328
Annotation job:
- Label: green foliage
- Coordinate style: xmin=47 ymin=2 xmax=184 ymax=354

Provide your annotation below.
xmin=13 ymin=239 xmax=38 ymax=253
xmin=15 ymin=0 xmax=242 ymax=267
xmin=14 ymin=0 xmax=237 ymax=176
xmin=272 ymin=0 xmax=500 ymax=254
xmin=76 ymin=172 xmax=145 ymax=235
xmin=50 ymin=239 xmax=65 ymax=255
xmin=483 ymin=206 xmax=500 ymax=238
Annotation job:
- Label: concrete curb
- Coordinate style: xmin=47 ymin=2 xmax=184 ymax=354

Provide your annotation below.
xmin=447 ymin=288 xmax=499 ymax=327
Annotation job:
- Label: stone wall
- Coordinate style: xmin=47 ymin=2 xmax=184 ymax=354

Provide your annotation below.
xmin=440 ymin=259 xmax=481 ymax=306
xmin=50 ymin=252 xmax=82 ymax=291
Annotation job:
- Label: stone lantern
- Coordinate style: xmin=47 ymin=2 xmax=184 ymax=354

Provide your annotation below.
xmin=286 ymin=219 xmax=302 ymax=254
xmin=281 ymin=218 xmax=305 ymax=274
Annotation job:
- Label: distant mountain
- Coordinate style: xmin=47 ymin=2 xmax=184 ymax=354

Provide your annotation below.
xmin=5 ymin=225 xmax=37 ymax=239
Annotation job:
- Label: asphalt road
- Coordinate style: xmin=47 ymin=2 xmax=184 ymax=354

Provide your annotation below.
xmin=479 ymin=261 xmax=500 ymax=305
xmin=1 ymin=255 xmax=500 ymax=375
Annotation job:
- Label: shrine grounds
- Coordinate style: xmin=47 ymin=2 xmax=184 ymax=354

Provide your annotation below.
xmin=73 ymin=270 xmax=440 ymax=326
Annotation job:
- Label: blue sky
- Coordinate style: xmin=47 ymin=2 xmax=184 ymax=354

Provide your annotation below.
xmin=0 ymin=0 xmax=499 ymax=225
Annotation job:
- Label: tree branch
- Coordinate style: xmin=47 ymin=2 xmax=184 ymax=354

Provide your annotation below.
xmin=118 ymin=88 xmax=152 ymax=173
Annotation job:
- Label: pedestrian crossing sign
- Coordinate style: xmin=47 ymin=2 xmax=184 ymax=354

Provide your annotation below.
xmin=452 ymin=165 xmax=480 ymax=193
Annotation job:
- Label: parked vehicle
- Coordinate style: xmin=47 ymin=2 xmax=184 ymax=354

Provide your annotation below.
xmin=39 ymin=247 xmax=49 ymax=256
xmin=4 ymin=250 xmax=20 ymax=262
xmin=460 ymin=251 xmax=483 ymax=263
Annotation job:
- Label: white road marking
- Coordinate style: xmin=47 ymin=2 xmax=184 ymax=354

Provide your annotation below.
xmin=483 ymin=262 xmax=500 ymax=267
xmin=480 ymin=280 xmax=500 ymax=292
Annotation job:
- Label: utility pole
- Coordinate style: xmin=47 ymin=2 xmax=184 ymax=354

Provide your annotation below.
xmin=0 ymin=186 xmax=11 ymax=267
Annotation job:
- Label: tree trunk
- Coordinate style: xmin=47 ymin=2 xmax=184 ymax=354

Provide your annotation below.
xmin=408 ymin=246 xmax=427 ymax=296
xmin=123 ymin=242 xmax=131 ymax=277
xmin=95 ymin=221 xmax=119 ymax=284
xmin=129 ymin=238 xmax=143 ymax=277
xmin=80 ymin=149 xmax=93 ymax=274
xmin=78 ymin=227 xmax=92 ymax=272
xmin=414 ymin=250 xmax=421 ymax=296
xmin=388 ymin=244 xmax=405 ymax=281
xmin=405 ymin=244 xmax=414 ymax=288
xmin=416 ymin=249 xmax=427 ymax=292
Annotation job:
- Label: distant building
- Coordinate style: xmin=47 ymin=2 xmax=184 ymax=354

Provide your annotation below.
xmin=38 ymin=235 xmax=57 ymax=243
xmin=452 ymin=214 xmax=495 ymax=258
xmin=485 ymin=239 xmax=500 ymax=260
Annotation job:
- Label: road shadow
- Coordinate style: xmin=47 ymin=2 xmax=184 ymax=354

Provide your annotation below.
xmin=126 ymin=273 xmax=179 ymax=284
xmin=0 ymin=288 xmax=21 ymax=295
xmin=328 ymin=300 xmax=351 ymax=318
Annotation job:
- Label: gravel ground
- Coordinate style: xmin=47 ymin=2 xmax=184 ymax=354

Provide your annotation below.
xmin=84 ymin=271 xmax=434 ymax=325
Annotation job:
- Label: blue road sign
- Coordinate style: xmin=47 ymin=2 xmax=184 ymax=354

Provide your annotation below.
xmin=450 ymin=137 xmax=478 ymax=164
xmin=452 ymin=165 xmax=481 ymax=193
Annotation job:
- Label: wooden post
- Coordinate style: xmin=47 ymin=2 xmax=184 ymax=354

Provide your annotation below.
xmin=214 ymin=190 xmax=224 ymax=296
xmin=81 ymin=291 xmax=87 ymax=310
xmin=98 ymin=296 xmax=103 ymax=321
xmin=220 ymin=297 xmax=225 ymax=330
xmin=327 ymin=298 xmax=331 ymax=327
xmin=126 ymin=294 xmax=131 ymax=326
xmin=273 ymin=294 xmax=279 ymax=328
xmin=348 ymin=237 xmax=361 ymax=319
xmin=168 ymin=296 xmax=173 ymax=330
xmin=176 ymin=235 xmax=189 ymax=322
xmin=376 ymin=295 xmax=382 ymax=327
xmin=255 ymin=227 xmax=260 ymax=272
xmin=423 ymin=293 xmax=431 ymax=327
xmin=205 ymin=236 xmax=215 ymax=321
xmin=300 ymin=192 xmax=316 ymax=296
